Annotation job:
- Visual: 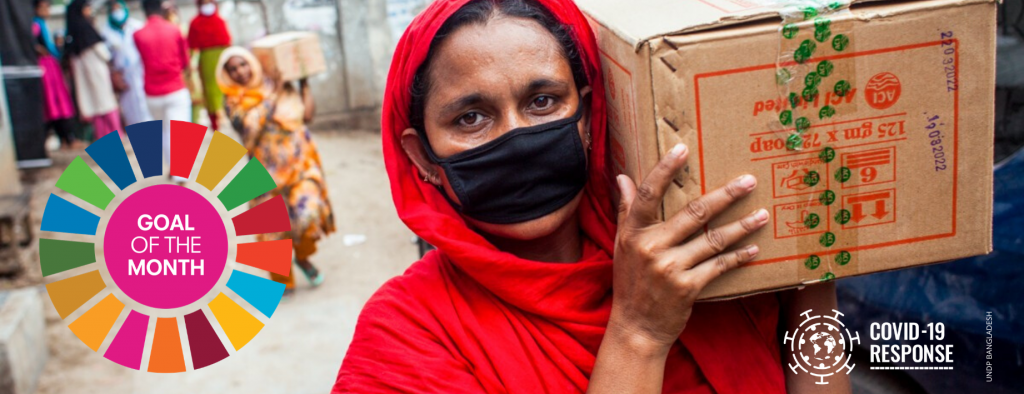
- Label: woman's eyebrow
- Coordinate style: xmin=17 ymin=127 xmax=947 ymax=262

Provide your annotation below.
xmin=519 ymin=78 xmax=569 ymax=96
xmin=440 ymin=93 xmax=486 ymax=115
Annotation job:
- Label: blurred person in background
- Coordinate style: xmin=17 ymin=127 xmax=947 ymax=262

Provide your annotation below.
xmin=65 ymin=0 xmax=122 ymax=140
xmin=217 ymin=47 xmax=334 ymax=294
xmin=160 ymin=0 xmax=206 ymax=126
xmin=100 ymin=0 xmax=152 ymax=126
xmin=32 ymin=0 xmax=81 ymax=149
xmin=188 ymin=0 xmax=232 ymax=131
xmin=161 ymin=0 xmax=181 ymax=24
xmin=134 ymin=0 xmax=191 ymax=170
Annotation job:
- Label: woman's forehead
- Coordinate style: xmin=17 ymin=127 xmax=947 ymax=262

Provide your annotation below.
xmin=427 ymin=17 xmax=572 ymax=99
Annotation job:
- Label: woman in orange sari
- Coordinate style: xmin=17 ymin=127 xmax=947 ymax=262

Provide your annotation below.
xmin=216 ymin=47 xmax=335 ymax=293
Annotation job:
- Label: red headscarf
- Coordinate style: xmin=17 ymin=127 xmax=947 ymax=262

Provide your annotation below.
xmin=333 ymin=0 xmax=786 ymax=392
xmin=187 ymin=1 xmax=231 ymax=50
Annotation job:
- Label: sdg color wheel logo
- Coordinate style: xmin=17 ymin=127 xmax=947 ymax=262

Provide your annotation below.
xmin=38 ymin=120 xmax=292 ymax=372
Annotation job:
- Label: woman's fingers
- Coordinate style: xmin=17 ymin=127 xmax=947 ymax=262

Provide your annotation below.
xmin=654 ymin=174 xmax=758 ymax=247
xmin=689 ymin=244 xmax=761 ymax=289
xmin=615 ymin=175 xmax=637 ymax=227
xmin=623 ymin=144 xmax=689 ymax=228
xmin=663 ymin=208 xmax=769 ymax=269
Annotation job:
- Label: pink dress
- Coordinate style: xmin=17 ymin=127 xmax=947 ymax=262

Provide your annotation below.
xmin=32 ymin=22 xmax=75 ymax=122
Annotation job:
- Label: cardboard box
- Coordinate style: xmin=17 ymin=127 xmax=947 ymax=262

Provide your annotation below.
xmin=250 ymin=32 xmax=327 ymax=81
xmin=578 ymin=0 xmax=995 ymax=299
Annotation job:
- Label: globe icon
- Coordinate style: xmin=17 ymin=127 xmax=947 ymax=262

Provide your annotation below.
xmin=809 ymin=332 xmax=837 ymax=360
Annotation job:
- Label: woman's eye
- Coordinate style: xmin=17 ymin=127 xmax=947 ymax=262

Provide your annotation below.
xmin=458 ymin=112 xmax=484 ymax=127
xmin=530 ymin=96 xmax=555 ymax=110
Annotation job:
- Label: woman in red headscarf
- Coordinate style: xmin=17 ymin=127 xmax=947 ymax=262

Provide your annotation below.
xmin=334 ymin=0 xmax=847 ymax=393
xmin=188 ymin=0 xmax=232 ymax=131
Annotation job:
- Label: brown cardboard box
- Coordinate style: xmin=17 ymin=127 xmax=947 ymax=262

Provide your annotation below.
xmin=577 ymin=0 xmax=995 ymax=299
xmin=250 ymin=32 xmax=327 ymax=82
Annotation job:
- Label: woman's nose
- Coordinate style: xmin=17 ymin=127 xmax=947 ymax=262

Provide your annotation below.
xmin=500 ymin=110 xmax=530 ymax=133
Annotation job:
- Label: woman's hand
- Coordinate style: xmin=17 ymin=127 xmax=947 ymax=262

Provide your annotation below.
xmin=588 ymin=143 xmax=768 ymax=394
xmin=609 ymin=142 xmax=768 ymax=351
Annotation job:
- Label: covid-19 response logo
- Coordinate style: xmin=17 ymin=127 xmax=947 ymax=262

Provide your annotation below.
xmin=38 ymin=120 xmax=290 ymax=372
xmin=784 ymin=309 xmax=861 ymax=384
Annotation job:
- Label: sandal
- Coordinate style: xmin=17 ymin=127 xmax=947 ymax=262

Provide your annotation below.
xmin=297 ymin=261 xmax=325 ymax=287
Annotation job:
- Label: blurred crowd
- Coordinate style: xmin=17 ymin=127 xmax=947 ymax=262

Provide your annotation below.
xmin=32 ymin=0 xmax=231 ymax=148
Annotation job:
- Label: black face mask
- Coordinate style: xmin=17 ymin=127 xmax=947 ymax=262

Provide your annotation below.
xmin=419 ymin=107 xmax=588 ymax=224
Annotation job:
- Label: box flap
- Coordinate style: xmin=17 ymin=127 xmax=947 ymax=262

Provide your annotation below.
xmin=576 ymin=0 xmax=929 ymax=50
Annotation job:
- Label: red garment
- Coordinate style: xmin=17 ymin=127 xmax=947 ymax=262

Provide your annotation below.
xmin=134 ymin=16 xmax=189 ymax=96
xmin=187 ymin=2 xmax=231 ymax=50
xmin=333 ymin=0 xmax=787 ymax=392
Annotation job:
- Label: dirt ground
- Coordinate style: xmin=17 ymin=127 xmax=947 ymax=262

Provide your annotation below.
xmin=5 ymin=129 xmax=418 ymax=394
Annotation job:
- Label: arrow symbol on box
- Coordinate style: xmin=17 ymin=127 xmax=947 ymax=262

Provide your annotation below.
xmin=871 ymin=199 xmax=889 ymax=220
xmin=852 ymin=203 xmax=867 ymax=223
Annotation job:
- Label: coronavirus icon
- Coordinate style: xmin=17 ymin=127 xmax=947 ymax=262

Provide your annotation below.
xmin=784 ymin=309 xmax=860 ymax=384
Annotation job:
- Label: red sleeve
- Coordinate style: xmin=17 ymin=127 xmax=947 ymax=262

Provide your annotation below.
xmin=332 ymin=264 xmax=486 ymax=393
xmin=223 ymin=22 xmax=232 ymax=46
xmin=186 ymin=20 xmax=197 ymax=50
